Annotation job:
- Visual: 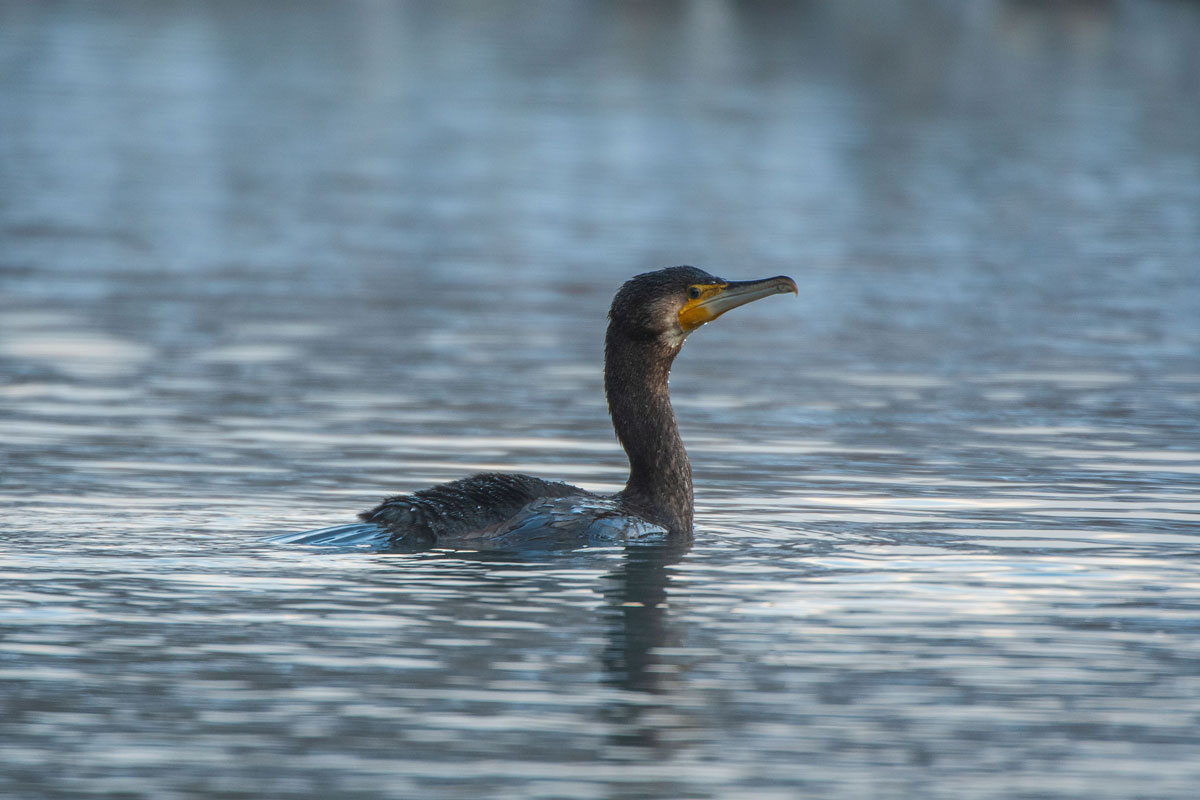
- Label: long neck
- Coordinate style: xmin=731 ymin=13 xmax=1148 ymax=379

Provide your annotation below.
xmin=604 ymin=326 xmax=693 ymax=536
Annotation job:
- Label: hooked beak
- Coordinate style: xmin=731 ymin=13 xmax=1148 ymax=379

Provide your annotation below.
xmin=678 ymin=275 xmax=798 ymax=332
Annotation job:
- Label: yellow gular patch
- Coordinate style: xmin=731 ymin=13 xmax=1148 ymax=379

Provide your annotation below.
xmin=677 ymin=283 xmax=729 ymax=331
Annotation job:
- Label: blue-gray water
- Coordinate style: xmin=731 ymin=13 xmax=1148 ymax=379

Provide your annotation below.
xmin=2 ymin=2 xmax=1199 ymax=798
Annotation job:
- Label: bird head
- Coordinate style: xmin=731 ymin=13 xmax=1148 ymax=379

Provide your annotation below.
xmin=608 ymin=265 xmax=797 ymax=350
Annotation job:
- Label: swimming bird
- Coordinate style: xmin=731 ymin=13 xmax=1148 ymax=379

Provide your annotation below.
xmin=282 ymin=266 xmax=795 ymax=549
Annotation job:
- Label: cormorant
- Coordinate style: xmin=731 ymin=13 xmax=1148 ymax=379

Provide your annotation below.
xmin=277 ymin=266 xmax=796 ymax=549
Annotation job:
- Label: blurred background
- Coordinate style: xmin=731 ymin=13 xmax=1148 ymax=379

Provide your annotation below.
xmin=1 ymin=2 xmax=1199 ymax=799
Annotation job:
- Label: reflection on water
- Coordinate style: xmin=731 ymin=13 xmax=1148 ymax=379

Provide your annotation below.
xmin=2 ymin=1 xmax=1200 ymax=798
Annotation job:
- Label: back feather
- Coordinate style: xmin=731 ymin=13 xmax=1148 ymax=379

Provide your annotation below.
xmin=359 ymin=472 xmax=587 ymax=543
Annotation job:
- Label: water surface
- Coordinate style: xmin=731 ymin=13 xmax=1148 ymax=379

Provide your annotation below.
xmin=2 ymin=2 xmax=1199 ymax=798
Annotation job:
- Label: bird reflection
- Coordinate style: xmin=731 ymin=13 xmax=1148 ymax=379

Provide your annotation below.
xmin=595 ymin=539 xmax=692 ymax=757
xmin=361 ymin=537 xmax=696 ymax=771
xmin=598 ymin=541 xmax=689 ymax=694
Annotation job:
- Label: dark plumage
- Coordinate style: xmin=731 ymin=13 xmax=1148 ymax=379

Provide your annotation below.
xmin=359 ymin=473 xmax=585 ymax=544
xmin=291 ymin=266 xmax=796 ymax=549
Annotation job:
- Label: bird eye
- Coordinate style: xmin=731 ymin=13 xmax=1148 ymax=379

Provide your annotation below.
xmin=687 ymin=286 xmax=702 ymax=300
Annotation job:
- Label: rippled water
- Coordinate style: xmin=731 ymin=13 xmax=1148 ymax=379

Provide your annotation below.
xmin=3 ymin=2 xmax=1199 ymax=798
